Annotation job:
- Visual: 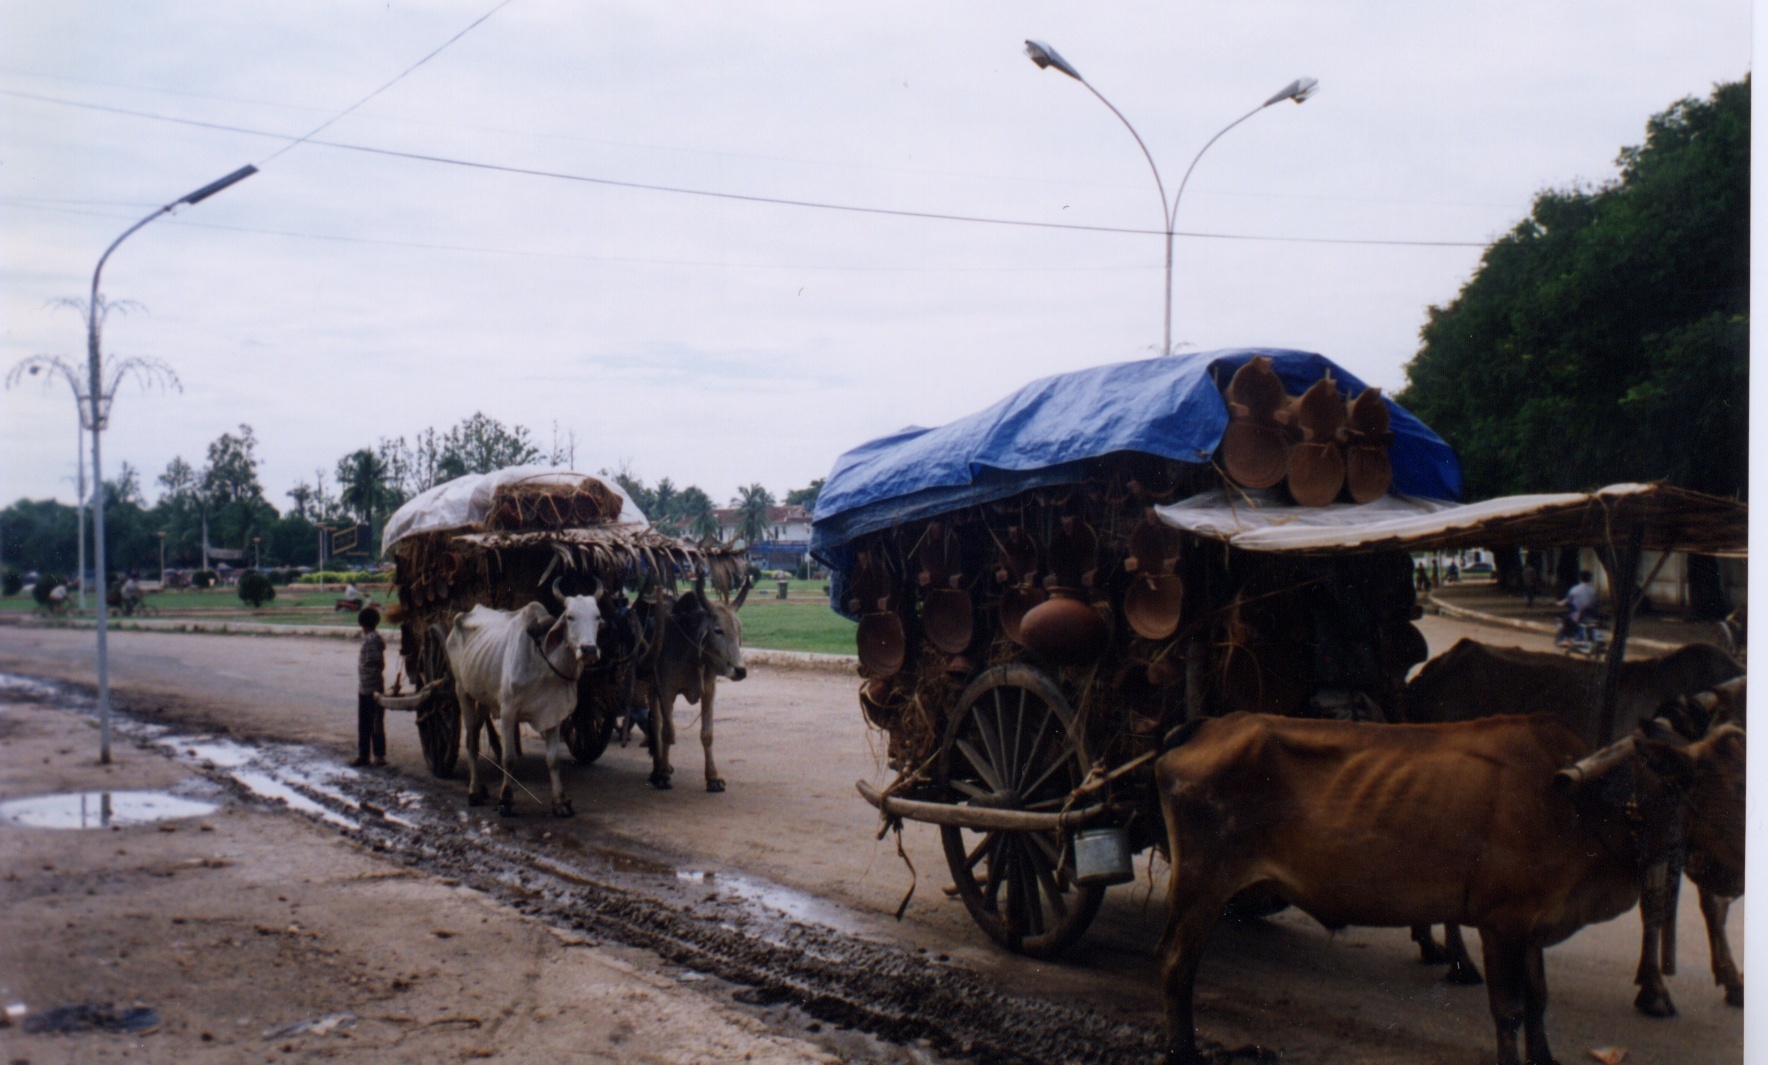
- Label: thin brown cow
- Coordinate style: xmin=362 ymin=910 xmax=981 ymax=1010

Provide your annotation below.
xmin=1155 ymin=712 xmax=1738 ymax=1065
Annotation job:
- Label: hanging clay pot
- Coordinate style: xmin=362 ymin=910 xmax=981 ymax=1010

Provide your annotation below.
xmin=916 ymin=521 xmax=961 ymax=589
xmin=1225 ymin=355 xmax=1289 ymax=424
xmin=1125 ymin=572 xmax=1185 ymax=640
xmin=1126 ymin=508 xmax=1182 ymax=574
xmin=1344 ymin=387 xmax=1394 ymax=504
xmin=856 ymin=611 xmax=906 ymax=677
xmin=1018 ymin=587 xmax=1108 ymax=665
xmin=1046 ymin=516 xmax=1099 ymax=591
xmin=1219 ymin=421 xmax=1290 ymax=489
xmin=858 ymin=676 xmax=898 ymax=730
xmin=995 ymin=526 xmax=1039 ymax=587
xmin=1288 ymin=441 xmax=1346 ymax=507
xmin=921 ymin=587 xmax=974 ymax=655
xmin=1145 ymin=657 xmax=1184 ymax=688
xmin=1290 ymin=377 xmax=1348 ymax=443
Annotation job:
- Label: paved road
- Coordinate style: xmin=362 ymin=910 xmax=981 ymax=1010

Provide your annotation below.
xmin=0 ymin=615 xmax=1743 ymax=1064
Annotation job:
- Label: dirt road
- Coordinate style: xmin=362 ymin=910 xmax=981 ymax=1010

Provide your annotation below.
xmin=0 ymin=617 xmax=1744 ymax=1064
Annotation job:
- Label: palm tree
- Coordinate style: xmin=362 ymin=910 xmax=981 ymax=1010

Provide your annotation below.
xmin=678 ymin=487 xmax=719 ymax=541
xmin=336 ymin=448 xmax=392 ymax=537
xmin=733 ymin=483 xmax=775 ymax=545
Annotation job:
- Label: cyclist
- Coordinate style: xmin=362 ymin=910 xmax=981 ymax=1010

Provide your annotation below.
xmin=1555 ymin=570 xmax=1599 ymax=647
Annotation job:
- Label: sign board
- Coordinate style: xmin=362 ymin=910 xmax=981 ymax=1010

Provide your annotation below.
xmin=326 ymin=523 xmax=372 ymax=557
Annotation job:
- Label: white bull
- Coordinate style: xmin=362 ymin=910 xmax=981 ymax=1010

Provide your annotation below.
xmin=445 ymin=579 xmax=603 ymax=817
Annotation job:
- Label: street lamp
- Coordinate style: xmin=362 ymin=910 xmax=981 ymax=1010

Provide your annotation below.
xmin=157 ymin=531 xmax=168 ymax=584
xmin=252 ymin=536 xmax=262 ymax=570
xmin=6 ymin=350 xmax=182 ymax=614
xmin=86 ymin=163 xmax=257 ymax=764
xmin=1023 ymin=40 xmax=1316 ymax=355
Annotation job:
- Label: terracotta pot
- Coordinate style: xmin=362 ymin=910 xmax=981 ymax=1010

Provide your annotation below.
xmin=856 ymin=611 xmax=906 ymax=677
xmin=1125 ymin=572 xmax=1185 ymax=640
xmin=1290 ymin=377 xmax=1347 ymax=443
xmin=1047 ymin=517 xmax=1099 ymax=590
xmin=995 ymin=526 xmax=1039 ymax=586
xmin=1018 ymin=588 xmax=1108 ymax=664
xmin=1225 ymin=355 xmax=1288 ymax=424
xmin=1345 ymin=387 xmax=1391 ymax=440
xmin=916 ymin=521 xmax=961 ymax=589
xmin=858 ymin=677 xmax=898 ymax=729
xmin=1145 ymin=657 xmax=1184 ymax=687
xmin=921 ymin=587 xmax=974 ymax=655
xmin=1287 ymin=441 xmax=1346 ymax=507
xmin=1126 ymin=508 xmax=1181 ymax=574
xmin=944 ymin=653 xmax=976 ymax=677
xmin=1346 ymin=445 xmax=1393 ymax=504
xmin=1220 ymin=421 xmax=1290 ymax=489
xmin=999 ymin=585 xmax=1047 ymax=644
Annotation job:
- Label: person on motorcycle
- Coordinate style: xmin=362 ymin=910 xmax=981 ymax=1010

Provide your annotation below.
xmin=121 ymin=575 xmax=143 ymax=616
xmin=1555 ymin=570 xmax=1599 ymax=646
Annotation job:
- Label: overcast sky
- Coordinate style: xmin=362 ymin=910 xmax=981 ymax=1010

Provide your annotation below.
xmin=1 ymin=2 xmax=1752 ymax=514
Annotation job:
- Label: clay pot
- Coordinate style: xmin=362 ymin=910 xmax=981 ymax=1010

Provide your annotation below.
xmin=999 ymin=585 xmax=1047 ymax=644
xmin=1290 ymin=377 xmax=1348 ymax=443
xmin=1220 ymin=421 xmax=1290 ymax=489
xmin=858 ymin=677 xmax=898 ymax=730
xmin=921 ymin=587 xmax=974 ymax=655
xmin=1145 ymin=657 xmax=1184 ymax=688
xmin=1288 ymin=441 xmax=1346 ymax=507
xmin=1125 ymin=572 xmax=1185 ymax=640
xmin=995 ymin=526 xmax=1039 ymax=586
xmin=1225 ymin=355 xmax=1289 ymax=424
xmin=916 ymin=521 xmax=961 ymax=589
xmin=944 ymin=654 xmax=976 ymax=677
xmin=856 ymin=611 xmax=906 ymax=677
xmin=1018 ymin=588 xmax=1108 ymax=665
xmin=1126 ymin=508 xmax=1181 ymax=574
xmin=1346 ymin=446 xmax=1393 ymax=504
xmin=1345 ymin=387 xmax=1390 ymax=440
xmin=1047 ymin=517 xmax=1099 ymax=591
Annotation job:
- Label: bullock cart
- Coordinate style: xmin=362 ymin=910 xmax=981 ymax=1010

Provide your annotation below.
xmin=375 ymin=467 xmax=745 ymax=779
xmin=812 ymin=349 xmax=1746 ymax=957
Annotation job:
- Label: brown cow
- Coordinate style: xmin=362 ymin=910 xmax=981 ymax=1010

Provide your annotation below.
xmin=1155 ymin=712 xmax=1736 ymax=1065
xmin=645 ymin=578 xmax=749 ymax=791
xmin=1400 ymin=638 xmax=1742 ymax=982
xmin=1631 ymin=675 xmax=1747 ymax=1016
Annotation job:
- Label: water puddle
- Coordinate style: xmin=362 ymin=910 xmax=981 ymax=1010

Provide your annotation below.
xmin=677 ymin=868 xmax=861 ymax=931
xmin=0 ymin=789 xmax=218 ymax=830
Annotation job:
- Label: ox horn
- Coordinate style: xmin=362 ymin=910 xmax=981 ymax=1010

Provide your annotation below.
xmin=551 ymin=577 xmax=568 ymax=606
xmin=733 ymin=576 xmax=751 ymax=611
xmin=592 ymin=576 xmax=605 ymax=599
xmin=1553 ymin=736 xmax=1638 ymax=791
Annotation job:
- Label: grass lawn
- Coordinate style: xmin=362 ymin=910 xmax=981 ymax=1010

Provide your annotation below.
xmin=4 ymin=581 xmax=861 ymax=655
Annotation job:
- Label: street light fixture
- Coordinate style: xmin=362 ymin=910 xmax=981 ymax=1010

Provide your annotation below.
xmin=1023 ymin=40 xmax=1316 ymax=355
xmin=86 ymin=163 xmax=257 ymax=764
xmin=6 ymin=350 xmax=180 ymax=613
xmin=157 ymin=531 xmax=168 ymax=584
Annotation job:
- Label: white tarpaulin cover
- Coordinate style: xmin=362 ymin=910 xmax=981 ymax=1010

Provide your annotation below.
xmin=380 ymin=466 xmax=649 ymax=555
xmin=1152 ymin=483 xmax=1717 ymax=554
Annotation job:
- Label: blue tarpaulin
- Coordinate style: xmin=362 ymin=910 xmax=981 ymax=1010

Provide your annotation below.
xmin=811 ymin=349 xmax=1461 ymax=564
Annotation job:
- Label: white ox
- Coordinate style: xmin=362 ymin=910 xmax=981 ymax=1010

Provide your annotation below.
xmin=445 ymin=580 xmax=603 ymax=817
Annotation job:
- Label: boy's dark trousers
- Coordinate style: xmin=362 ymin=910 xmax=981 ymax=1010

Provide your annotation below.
xmin=357 ymin=691 xmax=386 ymax=760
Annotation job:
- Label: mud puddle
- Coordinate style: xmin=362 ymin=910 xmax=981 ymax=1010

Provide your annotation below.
xmin=0 ymin=672 xmax=1221 ymax=1065
xmin=0 ymin=789 xmax=217 ymax=829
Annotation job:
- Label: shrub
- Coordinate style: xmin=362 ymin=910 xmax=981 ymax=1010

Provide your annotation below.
xmin=32 ymin=573 xmax=66 ymax=607
xmin=1 ymin=567 xmax=21 ymax=597
xmin=192 ymin=570 xmax=218 ymax=589
xmin=238 ymin=570 xmax=276 ymax=608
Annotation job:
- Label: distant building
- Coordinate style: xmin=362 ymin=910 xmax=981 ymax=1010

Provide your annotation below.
xmin=713 ymin=504 xmax=814 ymax=571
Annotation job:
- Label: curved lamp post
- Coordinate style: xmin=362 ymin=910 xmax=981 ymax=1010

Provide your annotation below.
xmin=1024 ymin=40 xmax=1316 ymax=355
xmin=86 ymin=163 xmax=256 ymax=763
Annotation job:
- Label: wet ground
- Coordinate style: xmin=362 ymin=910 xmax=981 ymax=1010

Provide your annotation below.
xmin=0 ymin=620 xmax=1747 ymax=1064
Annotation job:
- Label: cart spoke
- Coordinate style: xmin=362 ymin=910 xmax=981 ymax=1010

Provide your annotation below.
xmin=1029 ymin=830 xmax=1063 ymax=868
xmin=975 ymin=704 xmax=1006 ymax=790
xmin=1035 ymin=862 xmax=1069 ymax=921
xmin=950 ymin=779 xmax=992 ymax=801
xmin=1020 ymin=739 xmax=1080 ymax=802
xmin=955 ymin=739 xmax=1006 ymax=794
xmin=966 ymin=831 xmax=999 ymax=871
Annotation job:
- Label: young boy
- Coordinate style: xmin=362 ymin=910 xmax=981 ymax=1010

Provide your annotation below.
xmin=353 ymin=606 xmax=387 ymax=767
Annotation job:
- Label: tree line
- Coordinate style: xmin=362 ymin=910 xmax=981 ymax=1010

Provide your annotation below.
xmin=0 ymin=411 xmax=824 ymax=580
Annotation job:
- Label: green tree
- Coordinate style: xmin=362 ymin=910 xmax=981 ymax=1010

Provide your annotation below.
xmin=1399 ymin=78 xmax=1748 ymax=500
xmin=336 ymin=448 xmax=395 ymax=530
xmin=732 ymin=484 xmax=775 ymax=545
xmin=785 ymin=478 xmax=824 ymax=510
xmin=438 ymin=413 xmax=541 ymax=475
xmin=678 ymin=486 xmax=718 ymax=540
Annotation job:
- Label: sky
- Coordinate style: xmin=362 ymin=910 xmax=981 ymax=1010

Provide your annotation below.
xmin=0 ymin=1 xmax=1753 ymax=514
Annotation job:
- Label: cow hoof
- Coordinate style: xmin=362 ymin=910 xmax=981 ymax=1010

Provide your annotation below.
xmin=1633 ymin=987 xmax=1677 ymax=1018
xmin=1725 ymin=984 xmax=1743 ymax=1008
xmin=467 ymin=792 xmax=487 ymax=807
xmin=649 ymin=775 xmax=673 ymax=790
xmin=1415 ymin=941 xmax=1449 ymax=965
xmin=1446 ymin=962 xmax=1484 ymax=986
xmin=551 ymin=801 xmax=574 ymax=819
xmin=497 ymin=802 xmax=517 ymax=819
xmin=706 ymin=778 xmax=725 ymax=793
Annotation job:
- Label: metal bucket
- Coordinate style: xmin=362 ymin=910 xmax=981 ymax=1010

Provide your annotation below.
xmin=1072 ymin=827 xmax=1135 ymax=886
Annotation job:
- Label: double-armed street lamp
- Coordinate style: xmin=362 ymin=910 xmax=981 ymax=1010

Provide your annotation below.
xmin=1023 ymin=40 xmax=1316 ymax=356
xmin=87 ymin=163 xmax=257 ymax=764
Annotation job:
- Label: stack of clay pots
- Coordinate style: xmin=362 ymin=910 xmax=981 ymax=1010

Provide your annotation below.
xmin=1219 ymin=355 xmax=1395 ymax=506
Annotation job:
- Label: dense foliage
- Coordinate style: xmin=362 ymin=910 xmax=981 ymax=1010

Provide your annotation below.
xmin=1398 ymin=78 xmax=1748 ymax=500
xmin=237 ymin=570 xmax=276 ymax=608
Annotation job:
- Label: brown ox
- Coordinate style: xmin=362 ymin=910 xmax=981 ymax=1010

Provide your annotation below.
xmin=1400 ymin=638 xmax=1742 ymax=986
xmin=1631 ymin=675 xmax=1748 ymax=1015
xmin=1155 ymin=712 xmax=1736 ymax=1065
xmin=645 ymin=579 xmax=749 ymax=791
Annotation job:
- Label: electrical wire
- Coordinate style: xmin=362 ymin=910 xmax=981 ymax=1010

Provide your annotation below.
xmin=258 ymin=0 xmax=516 ymax=164
xmin=2 ymin=87 xmax=1491 ymax=249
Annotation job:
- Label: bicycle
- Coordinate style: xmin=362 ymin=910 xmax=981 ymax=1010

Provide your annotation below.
xmin=1557 ymin=613 xmax=1610 ymax=660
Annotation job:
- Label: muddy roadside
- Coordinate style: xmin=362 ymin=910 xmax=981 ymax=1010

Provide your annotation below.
xmin=0 ymin=678 xmax=909 ymax=1065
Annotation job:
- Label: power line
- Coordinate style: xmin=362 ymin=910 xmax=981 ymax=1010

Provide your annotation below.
xmin=0 ymin=197 xmax=1162 ymax=272
xmin=2 ymin=87 xmax=1492 ymax=249
xmin=259 ymin=0 xmax=516 ymax=164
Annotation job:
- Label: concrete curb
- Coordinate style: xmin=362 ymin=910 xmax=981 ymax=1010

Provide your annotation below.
xmin=1426 ymin=595 xmax=1683 ymax=654
xmin=741 ymin=648 xmax=859 ymax=675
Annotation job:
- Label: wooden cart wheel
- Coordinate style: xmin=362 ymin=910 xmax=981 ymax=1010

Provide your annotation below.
xmin=937 ymin=664 xmax=1105 ymax=958
xmin=415 ymin=624 xmax=461 ymax=779
xmin=564 ymin=672 xmax=621 ymax=765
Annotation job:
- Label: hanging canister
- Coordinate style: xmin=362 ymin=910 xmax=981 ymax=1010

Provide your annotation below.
xmin=1072 ymin=826 xmax=1135 ymax=886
